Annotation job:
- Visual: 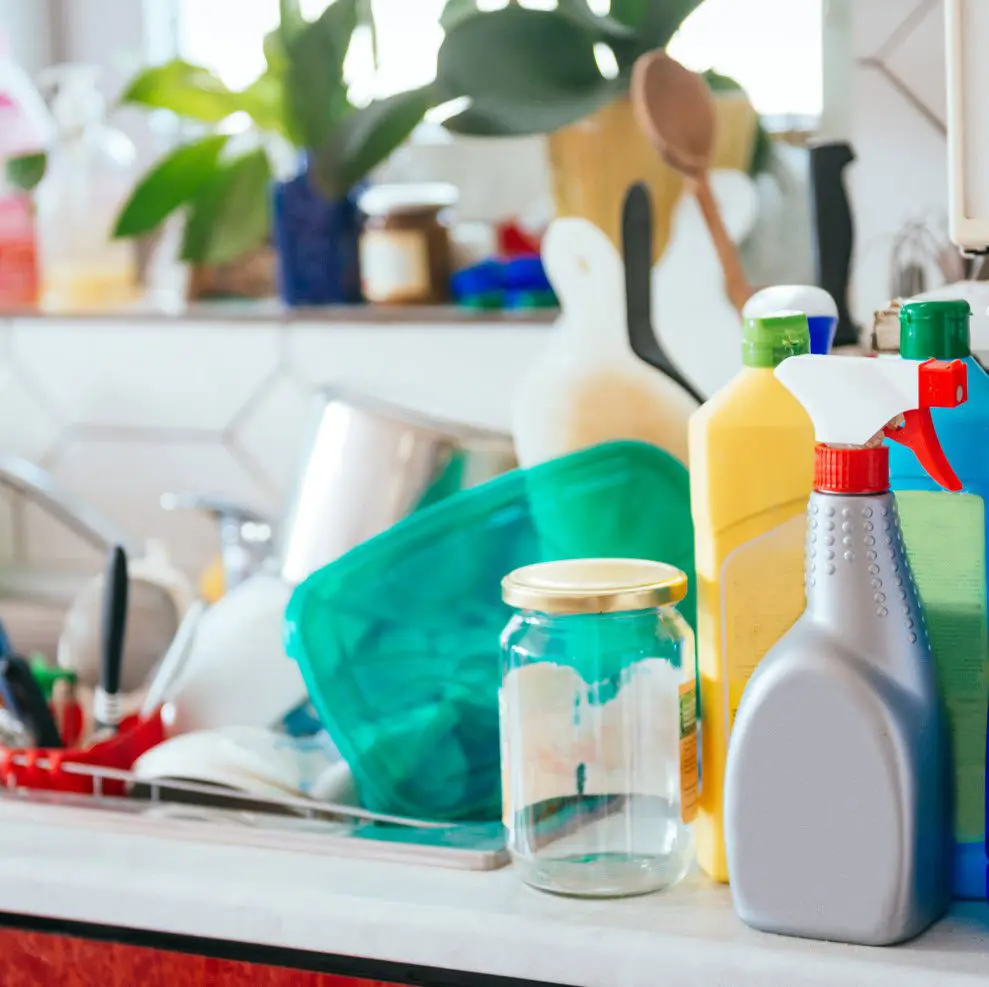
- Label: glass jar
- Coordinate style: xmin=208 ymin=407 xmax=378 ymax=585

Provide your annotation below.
xmin=358 ymin=183 xmax=457 ymax=305
xmin=500 ymin=559 xmax=696 ymax=898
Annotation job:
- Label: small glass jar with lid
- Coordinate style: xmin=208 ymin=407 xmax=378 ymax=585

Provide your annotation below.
xmin=358 ymin=183 xmax=457 ymax=305
xmin=499 ymin=558 xmax=696 ymax=898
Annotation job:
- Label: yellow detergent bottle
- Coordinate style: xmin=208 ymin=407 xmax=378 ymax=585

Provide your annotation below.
xmin=689 ymin=311 xmax=815 ymax=881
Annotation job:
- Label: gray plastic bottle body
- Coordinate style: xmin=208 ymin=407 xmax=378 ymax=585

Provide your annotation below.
xmin=724 ymin=491 xmax=952 ymax=945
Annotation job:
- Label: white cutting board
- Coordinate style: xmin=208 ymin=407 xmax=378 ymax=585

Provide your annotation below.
xmin=654 ymin=169 xmax=760 ymax=399
xmin=512 ymin=217 xmax=698 ymax=468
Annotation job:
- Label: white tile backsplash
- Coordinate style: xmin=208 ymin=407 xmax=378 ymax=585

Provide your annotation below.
xmin=32 ymin=436 xmax=275 ymax=573
xmin=0 ymin=364 xmax=62 ymax=463
xmin=852 ymin=0 xmax=929 ymax=58
xmin=10 ymin=321 xmax=281 ymax=431
xmin=850 ymin=0 xmax=951 ymax=326
xmin=0 ymin=493 xmax=20 ymax=565
xmin=286 ymin=324 xmax=547 ymax=431
xmin=229 ymin=373 xmax=319 ymax=501
xmin=883 ymin=2 xmax=947 ymax=124
xmin=19 ymin=499 xmax=105 ymax=571
xmin=851 ymin=63 xmax=949 ymax=320
xmin=0 ymin=315 xmax=548 ymax=579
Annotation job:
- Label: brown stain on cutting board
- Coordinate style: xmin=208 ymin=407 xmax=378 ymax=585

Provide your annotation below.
xmin=564 ymin=370 xmax=691 ymax=466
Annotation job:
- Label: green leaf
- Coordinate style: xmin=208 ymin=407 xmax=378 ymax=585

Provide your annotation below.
xmin=285 ymin=0 xmax=358 ymax=149
xmin=702 ymin=68 xmax=743 ymax=93
xmin=557 ymin=0 xmax=638 ymax=41
xmin=604 ymin=0 xmax=706 ymax=71
xmin=279 ymin=0 xmax=306 ymax=41
xmin=113 ymin=135 xmax=229 ymax=239
xmin=311 ymin=86 xmax=431 ymax=198
xmin=607 ymin=0 xmax=652 ymax=28
xmin=122 ymin=60 xmax=244 ymax=123
xmin=124 ymin=58 xmax=290 ymax=136
xmin=241 ymin=68 xmax=290 ymax=136
xmin=437 ymin=7 xmax=620 ymax=135
xmin=441 ymin=0 xmax=634 ymax=43
xmin=443 ymin=83 xmax=623 ymax=137
xmin=263 ymin=27 xmax=289 ymax=75
xmin=181 ymin=148 xmax=272 ymax=265
xmin=5 ymin=153 xmax=47 ymax=192
xmin=639 ymin=0 xmax=705 ymax=46
xmin=433 ymin=105 xmax=510 ymax=137
xmin=610 ymin=0 xmax=703 ymax=41
xmin=440 ymin=0 xmax=476 ymax=31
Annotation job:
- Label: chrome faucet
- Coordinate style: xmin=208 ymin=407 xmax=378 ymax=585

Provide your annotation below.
xmin=160 ymin=493 xmax=274 ymax=591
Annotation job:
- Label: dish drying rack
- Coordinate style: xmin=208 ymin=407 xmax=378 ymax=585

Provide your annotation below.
xmin=0 ymin=754 xmax=509 ymax=871
xmin=0 ymin=753 xmax=438 ymax=826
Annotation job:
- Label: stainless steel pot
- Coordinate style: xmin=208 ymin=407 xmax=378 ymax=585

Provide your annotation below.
xmin=280 ymin=388 xmax=516 ymax=584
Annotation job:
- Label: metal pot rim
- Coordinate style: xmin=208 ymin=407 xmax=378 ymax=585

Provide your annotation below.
xmin=315 ymin=384 xmax=513 ymax=446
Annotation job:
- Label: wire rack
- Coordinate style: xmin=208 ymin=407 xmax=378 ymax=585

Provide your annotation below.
xmin=0 ymin=752 xmax=446 ymax=828
xmin=0 ymin=756 xmax=510 ymax=870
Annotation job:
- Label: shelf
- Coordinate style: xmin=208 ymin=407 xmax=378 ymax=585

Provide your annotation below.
xmin=0 ymin=302 xmax=558 ymax=327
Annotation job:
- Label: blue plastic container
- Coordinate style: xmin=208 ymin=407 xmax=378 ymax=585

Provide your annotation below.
xmin=501 ymin=255 xmax=550 ymax=293
xmin=807 ymin=314 xmax=838 ymax=355
xmin=271 ymin=160 xmax=362 ymax=307
xmin=451 ymin=256 xmax=555 ymax=310
xmin=888 ymin=299 xmax=989 ymax=900
xmin=451 ymin=261 xmax=501 ymax=301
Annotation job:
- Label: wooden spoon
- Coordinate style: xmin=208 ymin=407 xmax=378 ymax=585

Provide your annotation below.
xmin=631 ymin=50 xmax=754 ymax=315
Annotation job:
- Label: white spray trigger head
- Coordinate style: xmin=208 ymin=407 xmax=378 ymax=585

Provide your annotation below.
xmin=775 ymin=355 xmax=932 ymax=446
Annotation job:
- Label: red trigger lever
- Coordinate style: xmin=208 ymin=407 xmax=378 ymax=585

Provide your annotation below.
xmin=882 ymin=359 xmax=967 ymax=492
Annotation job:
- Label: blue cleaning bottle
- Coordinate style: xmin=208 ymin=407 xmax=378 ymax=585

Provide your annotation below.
xmin=888 ymin=298 xmax=989 ymax=900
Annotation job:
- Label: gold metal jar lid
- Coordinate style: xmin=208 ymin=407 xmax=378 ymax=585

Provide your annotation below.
xmin=501 ymin=559 xmax=688 ymax=615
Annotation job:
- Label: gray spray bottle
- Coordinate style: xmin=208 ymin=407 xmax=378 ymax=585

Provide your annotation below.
xmin=724 ymin=354 xmax=968 ymax=945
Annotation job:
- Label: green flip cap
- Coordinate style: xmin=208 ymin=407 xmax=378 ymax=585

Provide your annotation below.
xmin=742 ymin=310 xmax=810 ymax=368
xmin=899 ymin=299 xmax=971 ymax=360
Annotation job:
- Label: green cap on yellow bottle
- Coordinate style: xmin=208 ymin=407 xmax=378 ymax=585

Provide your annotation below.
xmin=899 ymin=299 xmax=971 ymax=360
xmin=742 ymin=311 xmax=810 ymax=368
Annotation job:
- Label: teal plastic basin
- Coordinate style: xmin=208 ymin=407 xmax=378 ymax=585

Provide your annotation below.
xmin=284 ymin=440 xmax=695 ymax=823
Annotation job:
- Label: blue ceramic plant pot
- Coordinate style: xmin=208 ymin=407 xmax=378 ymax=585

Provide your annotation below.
xmin=272 ymin=161 xmax=363 ymax=306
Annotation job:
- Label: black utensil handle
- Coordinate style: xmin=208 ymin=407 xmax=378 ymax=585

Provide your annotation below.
xmin=101 ymin=545 xmax=129 ymax=698
xmin=622 ymin=182 xmax=704 ymax=404
xmin=2 ymin=655 xmax=63 ymax=748
xmin=810 ymin=141 xmax=858 ymax=347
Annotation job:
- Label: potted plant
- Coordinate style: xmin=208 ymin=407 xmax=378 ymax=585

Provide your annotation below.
xmin=110 ymin=0 xmax=434 ymax=305
xmin=435 ymin=0 xmax=770 ymax=258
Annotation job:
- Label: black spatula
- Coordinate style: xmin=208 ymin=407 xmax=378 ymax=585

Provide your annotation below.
xmin=622 ymin=182 xmax=704 ymax=405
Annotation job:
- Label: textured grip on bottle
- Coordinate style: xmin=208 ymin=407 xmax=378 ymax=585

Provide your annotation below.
xmin=814 ymin=444 xmax=889 ymax=494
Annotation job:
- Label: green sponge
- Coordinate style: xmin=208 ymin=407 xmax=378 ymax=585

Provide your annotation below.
xmin=897 ymin=491 xmax=989 ymax=843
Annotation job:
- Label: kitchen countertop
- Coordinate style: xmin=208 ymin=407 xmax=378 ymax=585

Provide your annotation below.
xmin=0 ymin=800 xmax=987 ymax=986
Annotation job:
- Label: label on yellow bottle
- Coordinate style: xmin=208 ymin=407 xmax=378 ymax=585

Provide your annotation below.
xmin=721 ymin=514 xmax=807 ymax=727
xmin=679 ymin=678 xmax=698 ymax=824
